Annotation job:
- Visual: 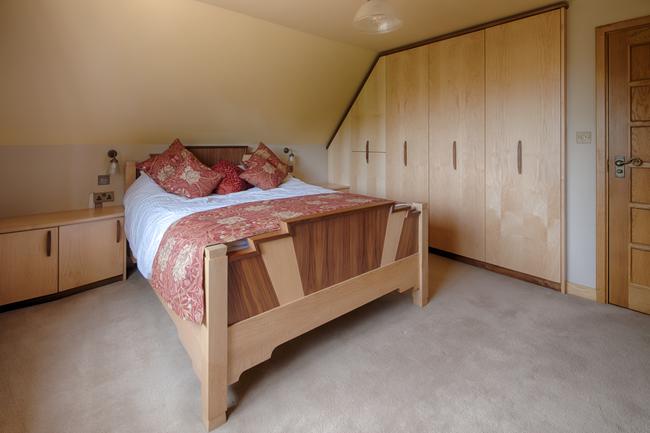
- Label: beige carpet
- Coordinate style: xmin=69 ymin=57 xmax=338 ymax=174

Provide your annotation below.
xmin=1 ymin=255 xmax=649 ymax=433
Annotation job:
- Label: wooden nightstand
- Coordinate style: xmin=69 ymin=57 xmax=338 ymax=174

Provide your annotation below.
xmin=0 ymin=207 xmax=126 ymax=309
xmin=317 ymin=183 xmax=350 ymax=193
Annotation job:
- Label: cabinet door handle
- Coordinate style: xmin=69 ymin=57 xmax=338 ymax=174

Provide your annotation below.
xmin=116 ymin=220 xmax=122 ymax=243
xmin=452 ymin=141 xmax=457 ymax=170
xmin=403 ymin=141 xmax=408 ymax=167
xmin=46 ymin=230 xmax=52 ymax=257
xmin=517 ymin=140 xmax=523 ymax=175
xmin=365 ymin=140 xmax=369 ymax=164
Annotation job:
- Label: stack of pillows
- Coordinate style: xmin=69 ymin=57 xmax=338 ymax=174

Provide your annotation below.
xmin=137 ymin=139 xmax=290 ymax=199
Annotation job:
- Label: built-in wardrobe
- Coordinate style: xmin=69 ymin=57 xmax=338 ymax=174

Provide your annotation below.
xmin=327 ymin=6 xmax=565 ymax=289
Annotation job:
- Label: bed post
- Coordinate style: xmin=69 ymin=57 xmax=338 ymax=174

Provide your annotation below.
xmin=412 ymin=203 xmax=429 ymax=307
xmin=201 ymin=244 xmax=229 ymax=430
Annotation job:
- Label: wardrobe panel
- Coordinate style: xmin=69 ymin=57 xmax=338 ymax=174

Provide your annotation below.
xmin=485 ymin=10 xmax=562 ymax=282
xmin=350 ymin=151 xmax=386 ymax=198
xmin=386 ymin=46 xmax=429 ymax=204
xmin=352 ymin=57 xmax=386 ymax=152
xmin=428 ymin=31 xmax=486 ymax=260
xmin=328 ymin=115 xmax=352 ymax=187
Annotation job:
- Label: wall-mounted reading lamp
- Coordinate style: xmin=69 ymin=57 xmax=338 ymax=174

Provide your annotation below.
xmin=283 ymin=147 xmax=295 ymax=173
xmin=107 ymin=149 xmax=119 ymax=176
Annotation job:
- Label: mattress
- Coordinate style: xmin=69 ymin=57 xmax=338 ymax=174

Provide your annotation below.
xmin=124 ymin=173 xmax=334 ymax=279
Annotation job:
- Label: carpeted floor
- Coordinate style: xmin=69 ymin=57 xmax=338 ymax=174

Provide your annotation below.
xmin=1 ymin=254 xmax=649 ymax=433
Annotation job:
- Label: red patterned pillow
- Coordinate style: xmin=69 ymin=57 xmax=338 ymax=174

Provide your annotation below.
xmin=139 ymin=139 xmax=224 ymax=198
xmin=239 ymin=154 xmax=286 ymax=190
xmin=211 ymin=160 xmax=250 ymax=195
xmin=249 ymin=142 xmax=289 ymax=177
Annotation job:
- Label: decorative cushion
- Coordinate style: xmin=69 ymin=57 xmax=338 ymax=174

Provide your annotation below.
xmin=239 ymin=154 xmax=286 ymax=190
xmin=138 ymin=139 xmax=224 ymax=198
xmin=249 ymin=142 xmax=289 ymax=177
xmin=211 ymin=160 xmax=250 ymax=195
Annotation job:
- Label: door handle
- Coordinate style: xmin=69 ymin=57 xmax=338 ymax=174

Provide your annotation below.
xmin=403 ymin=141 xmax=408 ymax=167
xmin=365 ymin=140 xmax=369 ymax=164
xmin=46 ymin=230 xmax=52 ymax=257
xmin=452 ymin=141 xmax=457 ymax=170
xmin=614 ymin=157 xmax=643 ymax=167
xmin=116 ymin=220 xmax=122 ymax=243
xmin=517 ymin=140 xmax=523 ymax=175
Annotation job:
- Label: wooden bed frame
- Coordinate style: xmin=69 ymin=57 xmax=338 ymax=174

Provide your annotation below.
xmin=124 ymin=146 xmax=429 ymax=430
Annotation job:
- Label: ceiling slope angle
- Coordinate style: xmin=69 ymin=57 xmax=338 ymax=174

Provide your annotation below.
xmin=196 ymin=0 xmax=557 ymax=52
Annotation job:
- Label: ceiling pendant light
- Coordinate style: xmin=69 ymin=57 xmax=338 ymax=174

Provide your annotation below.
xmin=353 ymin=0 xmax=402 ymax=34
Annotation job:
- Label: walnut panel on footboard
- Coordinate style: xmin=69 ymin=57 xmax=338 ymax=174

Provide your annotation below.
xmin=226 ymin=202 xmax=422 ymax=325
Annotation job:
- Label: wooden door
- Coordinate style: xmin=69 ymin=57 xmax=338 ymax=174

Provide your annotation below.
xmin=386 ymin=46 xmax=429 ymax=204
xmin=350 ymin=151 xmax=386 ymax=197
xmin=608 ymin=24 xmax=650 ymax=313
xmin=485 ymin=10 xmax=563 ymax=282
xmin=59 ymin=218 xmax=125 ymax=291
xmin=0 ymin=228 xmax=58 ymax=305
xmin=428 ymin=31 xmax=486 ymax=260
xmin=351 ymin=57 xmax=386 ymax=152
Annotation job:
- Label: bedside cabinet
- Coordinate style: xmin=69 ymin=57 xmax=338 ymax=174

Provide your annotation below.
xmin=0 ymin=207 xmax=125 ymax=308
xmin=317 ymin=183 xmax=350 ymax=193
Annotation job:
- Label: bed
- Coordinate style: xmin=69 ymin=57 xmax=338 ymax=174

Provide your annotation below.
xmin=123 ymin=146 xmax=428 ymax=431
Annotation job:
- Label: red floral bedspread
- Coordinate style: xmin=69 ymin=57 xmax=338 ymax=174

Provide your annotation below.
xmin=150 ymin=193 xmax=389 ymax=323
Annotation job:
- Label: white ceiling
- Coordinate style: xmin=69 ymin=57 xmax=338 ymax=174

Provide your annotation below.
xmin=197 ymin=0 xmax=558 ymax=52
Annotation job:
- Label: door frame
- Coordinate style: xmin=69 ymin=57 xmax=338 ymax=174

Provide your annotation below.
xmin=595 ymin=15 xmax=650 ymax=304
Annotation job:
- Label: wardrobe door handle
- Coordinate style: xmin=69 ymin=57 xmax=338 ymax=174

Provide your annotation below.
xmin=452 ymin=141 xmax=457 ymax=170
xmin=365 ymin=140 xmax=369 ymax=164
xmin=403 ymin=141 xmax=408 ymax=167
xmin=116 ymin=220 xmax=122 ymax=243
xmin=46 ymin=230 xmax=52 ymax=257
xmin=517 ymin=140 xmax=523 ymax=175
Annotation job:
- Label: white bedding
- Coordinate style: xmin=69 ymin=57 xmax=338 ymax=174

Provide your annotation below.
xmin=124 ymin=173 xmax=334 ymax=279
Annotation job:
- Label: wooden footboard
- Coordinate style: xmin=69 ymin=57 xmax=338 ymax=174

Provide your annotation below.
xmin=154 ymin=202 xmax=428 ymax=431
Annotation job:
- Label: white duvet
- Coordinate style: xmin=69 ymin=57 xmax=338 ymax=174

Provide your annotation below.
xmin=124 ymin=173 xmax=334 ymax=279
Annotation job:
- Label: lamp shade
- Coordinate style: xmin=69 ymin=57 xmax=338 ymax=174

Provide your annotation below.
xmin=353 ymin=0 xmax=402 ymax=34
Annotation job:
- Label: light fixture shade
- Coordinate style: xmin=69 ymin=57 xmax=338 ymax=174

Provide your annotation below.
xmin=353 ymin=0 xmax=402 ymax=34
xmin=109 ymin=159 xmax=119 ymax=176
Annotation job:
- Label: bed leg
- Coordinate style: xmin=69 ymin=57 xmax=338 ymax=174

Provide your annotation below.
xmin=412 ymin=203 xmax=429 ymax=307
xmin=202 ymin=244 xmax=229 ymax=431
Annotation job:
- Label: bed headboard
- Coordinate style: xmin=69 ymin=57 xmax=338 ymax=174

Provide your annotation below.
xmin=180 ymin=145 xmax=249 ymax=166
xmin=124 ymin=145 xmax=250 ymax=192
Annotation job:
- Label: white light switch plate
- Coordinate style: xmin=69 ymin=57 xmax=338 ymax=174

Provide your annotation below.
xmin=576 ymin=131 xmax=592 ymax=144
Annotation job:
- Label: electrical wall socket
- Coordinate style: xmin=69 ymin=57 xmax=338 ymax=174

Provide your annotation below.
xmin=93 ymin=191 xmax=114 ymax=208
xmin=576 ymin=131 xmax=592 ymax=144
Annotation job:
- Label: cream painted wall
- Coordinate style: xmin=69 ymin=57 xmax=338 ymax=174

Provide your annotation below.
xmin=0 ymin=0 xmax=364 ymax=217
xmin=566 ymin=0 xmax=650 ymax=288
xmin=0 ymin=143 xmax=326 ymax=218
xmin=0 ymin=0 xmax=374 ymax=146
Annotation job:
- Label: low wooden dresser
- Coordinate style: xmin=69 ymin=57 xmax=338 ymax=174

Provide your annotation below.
xmin=0 ymin=207 xmax=126 ymax=309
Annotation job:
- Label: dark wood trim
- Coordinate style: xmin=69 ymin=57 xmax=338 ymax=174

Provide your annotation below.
xmin=326 ymin=55 xmax=380 ymax=149
xmin=325 ymin=1 xmax=569 ymax=149
xmin=430 ymin=248 xmax=561 ymax=291
xmin=0 ymin=275 xmax=124 ymax=314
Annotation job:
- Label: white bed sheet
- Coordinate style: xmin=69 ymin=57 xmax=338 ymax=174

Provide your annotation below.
xmin=124 ymin=173 xmax=334 ymax=279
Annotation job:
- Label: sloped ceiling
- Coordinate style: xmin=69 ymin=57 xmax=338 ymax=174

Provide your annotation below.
xmin=198 ymin=0 xmax=558 ymax=52
xmin=0 ymin=0 xmax=375 ymax=146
